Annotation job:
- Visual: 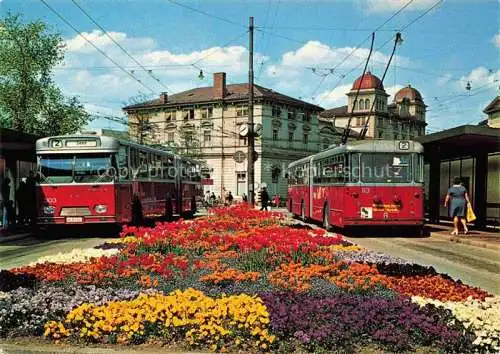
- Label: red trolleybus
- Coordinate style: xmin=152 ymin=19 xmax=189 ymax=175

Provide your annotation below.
xmin=35 ymin=133 xmax=201 ymax=228
xmin=287 ymin=140 xmax=424 ymax=233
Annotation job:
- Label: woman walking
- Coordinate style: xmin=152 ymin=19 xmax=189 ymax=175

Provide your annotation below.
xmin=444 ymin=177 xmax=471 ymax=235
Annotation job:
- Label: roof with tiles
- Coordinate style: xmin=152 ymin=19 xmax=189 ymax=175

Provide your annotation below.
xmin=394 ymin=85 xmax=423 ymax=103
xmin=351 ymin=71 xmax=384 ymax=90
xmin=123 ymin=83 xmax=324 ymax=111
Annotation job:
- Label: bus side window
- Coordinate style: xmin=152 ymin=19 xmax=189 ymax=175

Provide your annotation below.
xmin=130 ymin=147 xmax=139 ymax=180
xmin=117 ymin=145 xmax=129 ymax=180
xmin=138 ymin=151 xmax=148 ymax=178
xmin=350 ymin=153 xmax=359 ymax=182
xmin=162 ymin=155 xmax=174 ymax=179
xmin=151 ymin=154 xmax=161 ymax=180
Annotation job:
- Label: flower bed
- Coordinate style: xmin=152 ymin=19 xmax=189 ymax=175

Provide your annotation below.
xmin=0 ymin=204 xmax=496 ymax=353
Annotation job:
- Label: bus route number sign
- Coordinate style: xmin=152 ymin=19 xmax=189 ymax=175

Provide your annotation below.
xmin=398 ymin=141 xmax=410 ymax=150
xmin=50 ymin=139 xmax=63 ymax=148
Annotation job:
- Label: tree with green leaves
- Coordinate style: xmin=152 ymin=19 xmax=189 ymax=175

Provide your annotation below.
xmin=0 ymin=13 xmax=89 ymax=135
xmin=125 ymin=93 xmax=159 ymax=145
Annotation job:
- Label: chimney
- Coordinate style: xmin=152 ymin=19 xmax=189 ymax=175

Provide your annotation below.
xmin=213 ymin=72 xmax=226 ymax=99
xmin=159 ymin=92 xmax=168 ymax=104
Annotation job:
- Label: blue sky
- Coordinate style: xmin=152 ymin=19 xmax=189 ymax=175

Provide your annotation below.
xmin=2 ymin=0 xmax=499 ymax=133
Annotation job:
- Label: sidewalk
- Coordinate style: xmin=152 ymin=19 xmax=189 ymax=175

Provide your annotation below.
xmin=427 ymin=223 xmax=500 ymax=250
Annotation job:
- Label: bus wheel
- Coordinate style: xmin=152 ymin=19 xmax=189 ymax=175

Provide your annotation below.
xmin=165 ymin=196 xmax=173 ymax=220
xmin=414 ymin=226 xmax=425 ymax=238
xmin=131 ymin=196 xmax=143 ymax=226
xmin=323 ymin=204 xmax=330 ymax=231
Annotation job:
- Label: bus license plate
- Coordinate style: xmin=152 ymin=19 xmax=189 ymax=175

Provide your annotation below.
xmin=66 ymin=217 xmax=83 ymax=223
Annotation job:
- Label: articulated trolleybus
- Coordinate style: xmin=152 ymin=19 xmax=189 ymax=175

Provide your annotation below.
xmin=287 ymin=140 xmax=424 ymax=233
xmin=36 ymin=133 xmax=202 ymax=228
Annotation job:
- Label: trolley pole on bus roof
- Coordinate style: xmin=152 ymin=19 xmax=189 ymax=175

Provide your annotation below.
xmin=247 ymin=16 xmax=255 ymax=205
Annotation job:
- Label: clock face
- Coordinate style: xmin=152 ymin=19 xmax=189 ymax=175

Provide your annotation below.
xmin=239 ymin=124 xmax=249 ymax=137
xmin=234 ymin=150 xmax=246 ymax=163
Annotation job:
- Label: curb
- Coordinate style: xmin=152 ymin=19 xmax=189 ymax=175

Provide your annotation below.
xmin=431 ymin=231 xmax=500 ymax=250
xmin=0 ymin=232 xmax=32 ymax=244
xmin=448 ymin=235 xmax=500 ymax=251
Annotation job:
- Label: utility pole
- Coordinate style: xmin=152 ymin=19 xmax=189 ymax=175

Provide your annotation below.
xmin=247 ymin=16 xmax=255 ymax=205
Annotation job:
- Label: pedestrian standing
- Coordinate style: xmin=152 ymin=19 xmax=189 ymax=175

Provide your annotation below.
xmin=16 ymin=178 xmax=28 ymax=225
xmin=1 ymin=177 xmax=11 ymax=230
xmin=444 ymin=177 xmax=471 ymax=235
xmin=260 ymin=187 xmax=269 ymax=211
xmin=242 ymin=193 xmax=248 ymax=203
xmin=227 ymin=191 xmax=234 ymax=205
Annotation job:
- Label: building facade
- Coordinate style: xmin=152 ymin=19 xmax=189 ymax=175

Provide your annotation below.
xmin=123 ymin=73 xmax=334 ymax=200
xmin=320 ymin=72 xmax=427 ymax=140
xmin=481 ymin=96 xmax=500 ymax=128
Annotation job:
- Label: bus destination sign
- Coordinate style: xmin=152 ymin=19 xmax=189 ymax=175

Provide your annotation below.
xmin=66 ymin=140 xmax=98 ymax=147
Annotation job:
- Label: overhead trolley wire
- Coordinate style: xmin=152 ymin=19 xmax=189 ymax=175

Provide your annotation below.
xmin=70 ymin=0 xmax=171 ymax=92
xmin=311 ymin=0 xmax=415 ymax=102
xmin=256 ymin=0 xmax=282 ymax=81
xmin=317 ymin=0 xmax=444 ymax=106
xmin=165 ymin=0 xmax=246 ymax=28
xmin=39 ymin=0 xmax=156 ymax=94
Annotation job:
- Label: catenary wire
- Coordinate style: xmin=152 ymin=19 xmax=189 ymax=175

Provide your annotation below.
xmin=39 ymin=0 xmax=156 ymax=94
xmin=70 ymin=0 xmax=171 ymax=92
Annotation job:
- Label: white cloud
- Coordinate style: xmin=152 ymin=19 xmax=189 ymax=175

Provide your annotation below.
xmin=316 ymin=84 xmax=352 ymax=107
xmin=456 ymin=66 xmax=499 ymax=92
xmin=54 ymin=30 xmax=262 ymax=119
xmin=270 ymin=40 xmax=409 ymax=71
xmin=493 ymin=33 xmax=500 ymax=49
xmin=385 ymin=84 xmax=405 ymax=101
xmin=362 ymin=0 xmax=438 ymax=13
xmin=317 ymin=83 xmax=405 ymax=108
xmin=436 ymin=73 xmax=452 ymax=87
xmin=263 ymin=40 xmax=409 ymax=105
xmin=65 ymin=30 xmax=156 ymax=54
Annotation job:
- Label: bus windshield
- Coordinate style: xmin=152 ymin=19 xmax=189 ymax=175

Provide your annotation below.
xmin=359 ymin=153 xmax=412 ymax=183
xmin=39 ymin=155 xmax=73 ymax=184
xmin=39 ymin=154 xmax=114 ymax=184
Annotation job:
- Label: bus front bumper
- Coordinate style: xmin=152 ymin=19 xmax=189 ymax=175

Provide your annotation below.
xmin=37 ymin=216 xmax=117 ymax=225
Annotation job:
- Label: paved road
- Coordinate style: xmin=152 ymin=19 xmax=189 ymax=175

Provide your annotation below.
xmin=0 ymin=234 xmax=116 ymax=270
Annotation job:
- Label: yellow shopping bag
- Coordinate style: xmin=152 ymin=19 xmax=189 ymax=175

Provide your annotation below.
xmin=466 ymin=205 xmax=476 ymax=222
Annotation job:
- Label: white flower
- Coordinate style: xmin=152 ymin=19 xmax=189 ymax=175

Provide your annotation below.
xmin=28 ymin=248 xmax=119 ymax=266
xmin=411 ymin=296 xmax=500 ymax=351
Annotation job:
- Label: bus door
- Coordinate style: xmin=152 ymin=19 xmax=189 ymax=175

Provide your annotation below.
xmin=116 ymin=146 xmax=132 ymax=222
xmin=174 ymin=156 xmax=182 ymax=214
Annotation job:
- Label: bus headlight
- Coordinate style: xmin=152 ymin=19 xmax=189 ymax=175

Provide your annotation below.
xmin=94 ymin=204 xmax=108 ymax=214
xmin=43 ymin=205 xmax=55 ymax=215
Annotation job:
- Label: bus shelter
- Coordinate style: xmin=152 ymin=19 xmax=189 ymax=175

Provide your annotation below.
xmin=0 ymin=128 xmax=38 ymax=228
xmin=416 ymin=125 xmax=500 ymax=230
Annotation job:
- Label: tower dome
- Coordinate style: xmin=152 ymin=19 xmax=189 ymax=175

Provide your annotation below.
xmin=351 ymin=71 xmax=384 ymax=90
xmin=394 ymin=84 xmax=423 ymax=103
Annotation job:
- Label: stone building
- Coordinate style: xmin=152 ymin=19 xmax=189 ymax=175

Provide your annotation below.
xmin=320 ymin=72 xmax=427 ymax=139
xmin=123 ymin=72 xmax=334 ymax=200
